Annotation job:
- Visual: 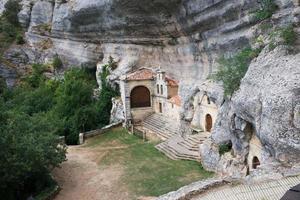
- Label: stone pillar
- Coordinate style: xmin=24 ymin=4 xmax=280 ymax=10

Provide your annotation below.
xmin=79 ymin=133 xmax=84 ymax=145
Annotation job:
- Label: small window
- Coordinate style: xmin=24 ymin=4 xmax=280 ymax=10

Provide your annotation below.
xmin=207 ymin=96 xmax=211 ymax=104
xmin=172 ymin=104 xmax=174 ymax=108
xmin=157 ymin=84 xmax=159 ymax=94
xmin=161 ymin=85 xmax=163 ymax=95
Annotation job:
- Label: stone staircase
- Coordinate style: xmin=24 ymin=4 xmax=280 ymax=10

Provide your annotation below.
xmin=141 ymin=113 xmax=180 ymax=140
xmin=139 ymin=113 xmax=209 ymax=162
xmin=155 ymin=133 xmax=209 ymax=162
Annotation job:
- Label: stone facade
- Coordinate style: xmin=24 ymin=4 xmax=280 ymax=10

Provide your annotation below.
xmin=120 ymin=68 xmax=181 ymax=125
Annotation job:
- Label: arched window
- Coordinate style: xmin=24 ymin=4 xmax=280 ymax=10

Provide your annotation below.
xmin=157 ymin=84 xmax=159 ymax=94
xmin=130 ymin=86 xmax=151 ymax=108
xmin=205 ymin=114 xmax=213 ymax=132
xmin=252 ymin=156 xmax=260 ymax=169
xmin=161 ymin=85 xmax=163 ymax=95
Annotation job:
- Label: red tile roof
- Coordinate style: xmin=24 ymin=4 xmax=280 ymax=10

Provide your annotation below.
xmin=165 ymin=76 xmax=179 ymax=87
xmin=169 ymin=95 xmax=181 ymax=106
xmin=125 ymin=68 xmax=155 ymax=81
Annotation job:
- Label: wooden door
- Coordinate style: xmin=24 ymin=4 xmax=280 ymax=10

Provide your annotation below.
xmin=205 ymin=114 xmax=212 ymax=132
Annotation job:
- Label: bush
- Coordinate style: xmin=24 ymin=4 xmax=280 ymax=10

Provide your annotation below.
xmin=254 ymin=0 xmax=277 ymax=21
xmin=16 ymin=33 xmax=25 ymax=44
xmin=212 ymin=47 xmax=262 ymax=97
xmin=52 ymin=55 xmax=63 ymax=69
xmin=280 ymin=25 xmax=297 ymax=45
xmin=2 ymin=0 xmax=21 ymax=26
xmin=219 ymin=143 xmax=232 ymax=155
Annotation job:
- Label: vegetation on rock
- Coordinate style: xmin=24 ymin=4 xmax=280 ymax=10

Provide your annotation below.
xmin=0 ymin=0 xmax=23 ymax=53
xmin=52 ymin=55 xmax=63 ymax=69
xmin=212 ymin=47 xmax=262 ymax=97
xmin=254 ymin=0 xmax=277 ymax=21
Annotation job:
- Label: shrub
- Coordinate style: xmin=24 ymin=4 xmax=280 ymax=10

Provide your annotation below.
xmin=254 ymin=0 xmax=277 ymax=21
xmin=52 ymin=55 xmax=63 ymax=69
xmin=212 ymin=47 xmax=262 ymax=97
xmin=280 ymin=25 xmax=297 ymax=45
xmin=219 ymin=143 xmax=232 ymax=155
xmin=16 ymin=33 xmax=25 ymax=44
xmin=2 ymin=0 xmax=21 ymax=26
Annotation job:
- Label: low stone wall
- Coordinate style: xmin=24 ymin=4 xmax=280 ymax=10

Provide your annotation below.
xmin=79 ymin=122 xmax=122 ymax=144
xmin=156 ymin=178 xmax=227 ymax=200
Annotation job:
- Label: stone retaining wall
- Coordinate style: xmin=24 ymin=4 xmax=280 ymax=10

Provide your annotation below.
xmin=79 ymin=122 xmax=122 ymax=144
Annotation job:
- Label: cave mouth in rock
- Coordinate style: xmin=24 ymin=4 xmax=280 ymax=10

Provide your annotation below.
xmin=252 ymin=156 xmax=260 ymax=169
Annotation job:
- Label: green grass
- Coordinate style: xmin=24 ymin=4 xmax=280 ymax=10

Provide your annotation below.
xmin=86 ymin=128 xmax=213 ymax=197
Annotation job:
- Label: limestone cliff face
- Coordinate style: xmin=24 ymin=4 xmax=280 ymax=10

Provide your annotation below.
xmin=18 ymin=0 xmax=295 ymax=86
xmin=2 ymin=0 xmax=300 ymax=177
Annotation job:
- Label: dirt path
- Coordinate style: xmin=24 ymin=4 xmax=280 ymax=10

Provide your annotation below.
xmin=52 ymin=145 xmax=131 ymax=200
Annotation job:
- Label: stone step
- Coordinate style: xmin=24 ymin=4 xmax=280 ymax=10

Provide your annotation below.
xmin=143 ymin=119 xmax=180 ymax=134
xmin=156 ymin=143 xmax=180 ymax=160
xmin=143 ymin=122 xmax=175 ymax=137
xmin=156 ymin=141 xmax=200 ymax=161
xmin=142 ymin=125 xmax=174 ymax=141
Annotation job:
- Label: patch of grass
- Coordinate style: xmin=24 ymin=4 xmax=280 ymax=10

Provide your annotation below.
xmin=88 ymin=128 xmax=213 ymax=197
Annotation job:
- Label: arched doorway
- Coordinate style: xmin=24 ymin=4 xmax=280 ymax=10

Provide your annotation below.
xmin=252 ymin=156 xmax=260 ymax=169
xmin=205 ymin=114 xmax=213 ymax=132
xmin=130 ymin=86 xmax=151 ymax=108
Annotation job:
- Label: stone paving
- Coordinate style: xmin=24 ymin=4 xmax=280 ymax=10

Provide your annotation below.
xmin=193 ymin=176 xmax=300 ymax=200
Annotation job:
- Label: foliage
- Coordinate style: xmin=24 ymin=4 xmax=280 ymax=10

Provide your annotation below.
xmin=86 ymin=128 xmax=214 ymax=197
xmin=107 ymin=56 xmax=118 ymax=70
xmin=212 ymin=47 xmax=262 ymax=97
xmin=0 ymin=0 xmax=23 ymax=53
xmin=279 ymin=25 xmax=297 ymax=45
xmin=0 ymin=101 xmax=66 ymax=200
xmin=16 ymin=33 xmax=25 ymax=44
xmin=0 ymin=59 xmax=120 ymax=197
xmin=2 ymin=0 xmax=21 ymax=26
xmin=219 ymin=143 xmax=232 ymax=155
xmin=254 ymin=0 xmax=277 ymax=21
xmin=52 ymin=55 xmax=63 ymax=69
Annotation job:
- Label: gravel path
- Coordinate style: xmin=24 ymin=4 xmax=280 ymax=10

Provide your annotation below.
xmin=52 ymin=145 xmax=131 ymax=200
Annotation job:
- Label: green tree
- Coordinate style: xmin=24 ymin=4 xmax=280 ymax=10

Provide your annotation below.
xmin=0 ymin=108 xmax=66 ymax=199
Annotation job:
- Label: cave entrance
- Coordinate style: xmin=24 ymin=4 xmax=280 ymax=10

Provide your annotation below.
xmin=205 ymin=114 xmax=213 ymax=132
xmin=252 ymin=156 xmax=260 ymax=169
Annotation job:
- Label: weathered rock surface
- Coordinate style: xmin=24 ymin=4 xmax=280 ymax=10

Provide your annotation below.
xmin=19 ymin=0 xmax=298 ymax=85
xmin=110 ymin=97 xmax=125 ymax=124
xmin=0 ymin=0 xmax=8 ymax=15
xmin=200 ymin=45 xmax=300 ymax=178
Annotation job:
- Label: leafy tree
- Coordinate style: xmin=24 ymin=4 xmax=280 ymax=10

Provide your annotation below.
xmin=0 ymin=106 xmax=66 ymax=199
